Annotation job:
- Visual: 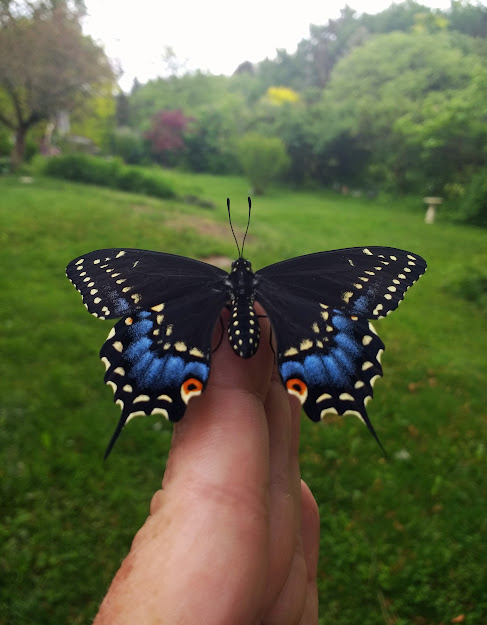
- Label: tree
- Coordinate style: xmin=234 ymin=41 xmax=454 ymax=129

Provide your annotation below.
xmin=317 ymin=31 xmax=480 ymax=191
xmin=296 ymin=7 xmax=369 ymax=89
xmin=361 ymin=1 xmax=434 ymax=34
xmin=237 ymin=133 xmax=290 ymax=194
xmin=182 ymin=104 xmax=242 ymax=174
xmin=447 ymin=0 xmax=487 ymax=38
xmin=126 ymin=72 xmax=231 ymax=131
xmin=395 ymin=62 xmax=487 ymax=193
xmin=0 ymin=1 xmax=115 ymax=167
xmin=144 ymin=109 xmax=194 ymax=166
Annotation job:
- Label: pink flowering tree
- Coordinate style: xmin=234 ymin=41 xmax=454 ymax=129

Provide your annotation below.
xmin=144 ymin=109 xmax=194 ymax=166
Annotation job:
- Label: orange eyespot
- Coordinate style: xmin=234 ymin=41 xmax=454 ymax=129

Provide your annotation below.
xmin=181 ymin=378 xmax=204 ymax=404
xmin=286 ymin=378 xmax=308 ymax=404
xmin=125 ymin=317 xmax=133 ymax=325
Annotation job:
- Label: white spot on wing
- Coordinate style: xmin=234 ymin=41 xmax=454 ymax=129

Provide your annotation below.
xmin=317 ymin=393 xmax=332 ymax=402
xmin=133 ymin=394 xmax=150 ymax=403
xmin=300 ymin=339 xmax=313 ymax=351
xmin=284 ymin=347 xmax=298 ymax=357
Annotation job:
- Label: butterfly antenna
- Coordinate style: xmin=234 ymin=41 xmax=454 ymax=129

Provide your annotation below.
xmin=227 ymin=198 xmax=241 ymax=258
xmin=240 ymin=197 xmax=252 ymax=258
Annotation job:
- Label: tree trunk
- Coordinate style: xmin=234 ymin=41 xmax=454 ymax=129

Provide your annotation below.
xmin=11 ymin=126 xmax=27 ymax=170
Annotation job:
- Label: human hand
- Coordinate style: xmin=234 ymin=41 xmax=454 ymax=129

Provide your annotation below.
xmin=93 ymin=312 xmax=320 ymax=625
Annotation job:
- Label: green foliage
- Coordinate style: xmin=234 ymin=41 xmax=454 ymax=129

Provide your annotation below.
xmin=319 ymin=31 xmax=482 ymax=192
xmin=362 ymin=1 xmax=435 ymax=34
xmin=0 ymin=124 xmax=12 ymax=156
xmin=69 ymin=86 xmax=117 ymax=151
xmin=123 ymin=74 xmax=247 ymax=174
xmin=89 ymin=2 xmax=487 ymax=208
xmin=269 ymin=106 xmax=318 ymax=185
xmin=448 ymin=0 xmax=487 ymax=38
xmin=127 ymin=72 xmax=232 ymax=129
xmin=447 ymin=265 xmax=487 ymax=312
xmin=108 ymin=126 xmax=148 ymax=165
xmin=1 ymin=173 xmax=487 ymax=624
xmin=182 ymin=107 xmax=240 ymax=175
xmin=40 ymin=154 xmax=175 ymax=199
xmin=395 ymin=63 xmax=487 ymax=193
xmin=0 ymin=2 xmax=115 ymax=166
xmin=453 ymin=168 xmax=487 ymax=227
xmin=236 ymin=133 xmax=290 ymax=194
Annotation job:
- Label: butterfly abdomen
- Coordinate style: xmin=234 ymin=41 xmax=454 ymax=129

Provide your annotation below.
xmin=227 ymin=298 xmax=260 ymax=358
xmin=226 ymin=258 xmax=260 ymax=358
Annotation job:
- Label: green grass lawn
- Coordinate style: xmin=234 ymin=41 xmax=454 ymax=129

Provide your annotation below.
xmin=1 ymin=173 xmax=486 ymax=624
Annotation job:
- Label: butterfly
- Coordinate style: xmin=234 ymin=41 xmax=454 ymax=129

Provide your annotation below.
xmin=66 ymin=198 xmax=427 ymax=457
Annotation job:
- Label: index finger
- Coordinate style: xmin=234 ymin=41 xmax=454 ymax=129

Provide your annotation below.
xmin=160 ymin=308 xmax=275 ymax=500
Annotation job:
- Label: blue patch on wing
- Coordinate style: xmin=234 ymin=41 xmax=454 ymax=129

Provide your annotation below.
xmin=184 ymin=361 xmax=209 ymax=381
xmin=143 ymin=357 xmax=165 ymax=384
xmin=131 ymin=351 xmax=156 ymax=380
xmin=132 ymin=318 xmax=153 ymax=337
xmin=302 ymin=355 xmax=325 ymax=384
xmin=126 ymin=336 xmax=152 ymax=361
xmin=114 ymin=297 xmax=131 ymax=315
xmin=322 ymin=354 xmax=347 ymax=384
xmin=352 ymin=292 xmax=373 ymax=317
xmin=334 ymin=332 xmax=360 ymax=355
xmin=331 ymin=314 xmax=353 ymax=331
xmin=279 ymin=307 xmax=373 ymax=392
xmin=280 ymin=360 xmax=305 ymax=381
xmin=120 ymin=311 xmax=210 ymax=392
xmin=280 ymin=351 xmax=353 ymax=389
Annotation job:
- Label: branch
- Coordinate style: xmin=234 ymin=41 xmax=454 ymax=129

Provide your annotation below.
xmin=0 ymin=110 xmax=14 ymax=129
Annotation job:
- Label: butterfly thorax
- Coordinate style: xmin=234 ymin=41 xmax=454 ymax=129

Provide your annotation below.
xmin=226 ymin=258 xmax=260 ymax=358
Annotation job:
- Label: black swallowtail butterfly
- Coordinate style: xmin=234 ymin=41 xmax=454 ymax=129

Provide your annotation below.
xmin=66 ymin=199 xmax=426 ymax=457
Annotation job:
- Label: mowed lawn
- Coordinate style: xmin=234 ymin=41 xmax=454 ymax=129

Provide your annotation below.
xmin=1 ymin=173 xmax=486 ymax=624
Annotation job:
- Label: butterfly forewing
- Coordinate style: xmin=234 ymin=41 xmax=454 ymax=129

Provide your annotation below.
xmin=66 ymin=248 xmax=228 ymax=319
xmin=257 ymin=247 xmax=427 ymax=319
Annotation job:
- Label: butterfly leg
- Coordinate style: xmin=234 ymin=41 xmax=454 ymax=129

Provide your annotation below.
xmin=212 ymin=315 xmax=225 ymax=353
xmin=268 ymin=325 xmax=276 ymax=362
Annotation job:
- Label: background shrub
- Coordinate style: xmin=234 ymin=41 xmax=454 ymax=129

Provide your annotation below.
xmin=237 ymin=133 xmax=290 ymax=194
xmin=108 ymin=127 xmax=147 ymax=165
xmin=41 ymin=154 xmax=175 ymax=199
xmin=454 ymin=168 xmax=487 ymax=227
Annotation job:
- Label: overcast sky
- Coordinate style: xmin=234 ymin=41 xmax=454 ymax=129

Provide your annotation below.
xmin=83 ymin=0 xmax=456 ymax=91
